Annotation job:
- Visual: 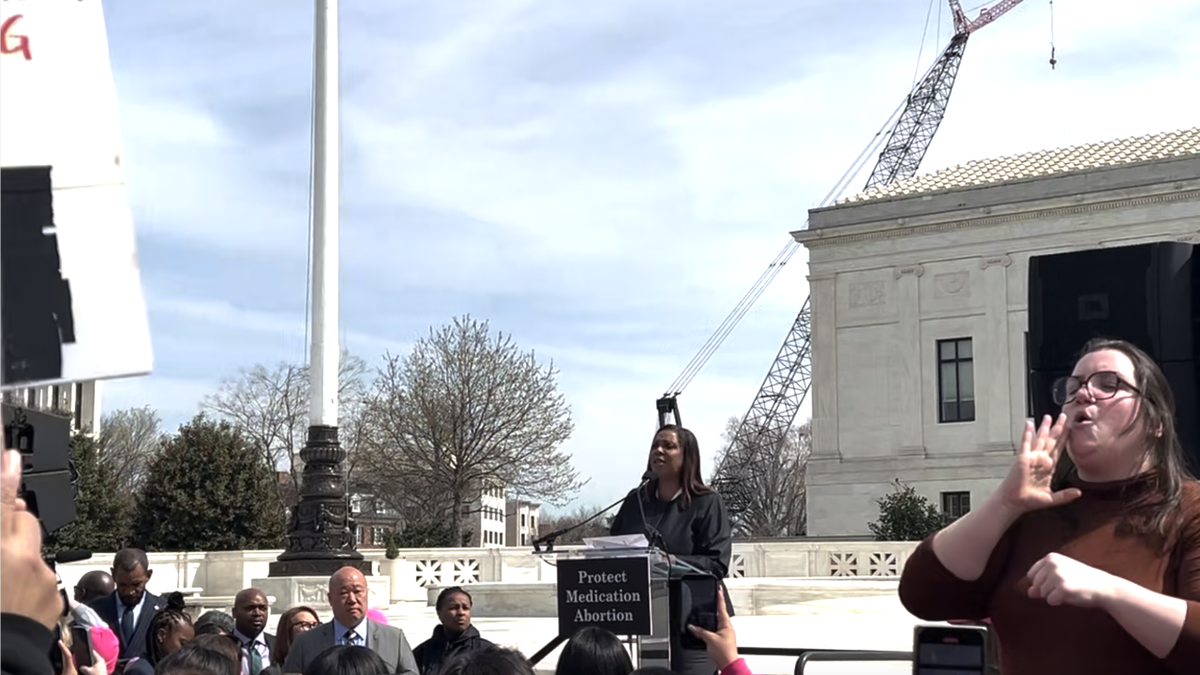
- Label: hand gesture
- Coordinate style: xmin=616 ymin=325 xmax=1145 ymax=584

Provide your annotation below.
xmin=994 ymin=414 xmax=1081 ymax=516
xmin=1025 ymin=552 xmax=1116 ymax=609
xmin=0 ymin=449 xmax=62 ymax=629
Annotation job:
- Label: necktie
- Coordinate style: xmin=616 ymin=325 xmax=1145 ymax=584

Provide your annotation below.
xmin=120 ymin=606 xmax=134 ymax=643
xmin=246 ymin=640 xmax=263 ymax=675
xmin=342 ymin=629 xmax=360 ymax=647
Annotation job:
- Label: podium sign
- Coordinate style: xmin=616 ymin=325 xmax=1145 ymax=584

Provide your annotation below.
xmin=556 ymin=556 xmax=653 ymax=636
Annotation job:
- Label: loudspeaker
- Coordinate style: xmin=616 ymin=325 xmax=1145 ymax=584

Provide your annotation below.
xmin=2 ymin=403 xmax=76 ymax=534
xmin=1027 ymin=242 xmax=1199 ymax=475
xmin=1028 ymin=242 xmax=1194 ymax=370
xmin=19 ymin=471 xmax=76 ymax=534
xmin=2 ymin=404 xmax=71 ymax=475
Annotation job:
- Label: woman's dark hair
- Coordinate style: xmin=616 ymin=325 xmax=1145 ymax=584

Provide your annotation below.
xmin=441 ymin=645 xmax=535 ymax=675
xmin=191 ymin=632 xmax=243 ymax=671
xmin=645 ymin=425 xmax=713 ymax=508
xmin=155 ymin=644 xmax=238 ymax=675
xmin=193 ymin=610 xmax=235 ymax=636
xmin=303 ymin=645 xmax=388 ymax=675
xmin=146 ymin=592 xmax=192 ymax=665
xmin=436 ymin=586 xmax=472 ymax=612
xmin=1052 ymin=337 xmax=1194 ymax=547
xmin=555 ymin=626 xmax=633 ymax=675
xmin=271 ymin=605 xmax=320 ymax=664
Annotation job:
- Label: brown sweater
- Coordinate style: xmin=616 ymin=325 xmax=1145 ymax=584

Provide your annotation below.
xmin=898 ymin=473 xmax=1200 ymax=675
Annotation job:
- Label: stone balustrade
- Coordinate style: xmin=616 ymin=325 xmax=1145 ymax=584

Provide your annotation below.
xmin=55 ymin=540 xmax=921 ymax=614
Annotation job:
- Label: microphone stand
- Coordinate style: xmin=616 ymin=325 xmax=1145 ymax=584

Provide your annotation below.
xmin=532 ymin=494 xmax=626 ymax=553
xmin=533 ymin=473 xmax=656 ymax=553
xmin=635 ymin=479 xmax=668 ymax=554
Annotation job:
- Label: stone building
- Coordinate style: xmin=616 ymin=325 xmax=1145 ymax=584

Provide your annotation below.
xmin=505 ymin=499 xmax=541 ymax=547
xmin=793 ymin=127 xmax=1200 ymax=536
xmin=2 ymin=380 xmax=102 ymax=435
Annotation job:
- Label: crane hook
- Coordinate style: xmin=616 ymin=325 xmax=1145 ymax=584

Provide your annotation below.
xmin=1048 ymin=0 xmax=1057 ymax=69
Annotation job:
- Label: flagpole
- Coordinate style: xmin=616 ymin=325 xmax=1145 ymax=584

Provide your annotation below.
xmin=270 ymin=0 xmax=366 ymax=577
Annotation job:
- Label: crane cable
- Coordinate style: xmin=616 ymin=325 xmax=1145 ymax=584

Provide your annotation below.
xmin=665 ymin=6 xmax=968 ymax=397
xmin=1049 ymin=0 xmax=1057 ymax=69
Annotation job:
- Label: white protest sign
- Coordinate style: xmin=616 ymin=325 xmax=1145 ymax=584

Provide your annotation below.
xmin=1 ymin=0 xmax=153 ymax=389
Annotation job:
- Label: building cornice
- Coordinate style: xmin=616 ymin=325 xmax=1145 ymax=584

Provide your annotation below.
xmin=794 ymin=186 xmax=1200 ymax=249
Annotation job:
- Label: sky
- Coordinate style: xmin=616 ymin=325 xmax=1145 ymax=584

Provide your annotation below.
xmin=97 ymin=0 xmax=1200 ymax=514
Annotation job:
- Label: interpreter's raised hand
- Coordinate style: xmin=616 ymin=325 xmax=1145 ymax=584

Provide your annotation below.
xmin=688 ymin=588 xmax=739 ymax=669
xmin=1 ymin=448 xmax=62 ymax=628
xmin=1025 ymin=552 xmax=1117 ymax=609
xmin=994 ymin=414 xmax=1081 ymax=517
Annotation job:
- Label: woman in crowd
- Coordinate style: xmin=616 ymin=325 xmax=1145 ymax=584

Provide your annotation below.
xmin=267 ymin=605 xmax=319 ymax=670
xmin=609 ymin=424 xmax=734 ymax=675
xmin=191 ymin=633 xmax=245 ymax=674
xmin=123 ymin=593 xmax=193 ymax=675
xmin=155 ymin=645 xmax=238 ymax=675
xmin=899 ymin=338 xmax=1200 ymax=674
xmin=554 ymin=626 xmax=633 ymax=675
xmin=193 ymin=612 xmax=235 ymax=637
xmin=302 ymin=645 xmax=388 ymax=675
xmin=413 ymin=587 xmax=493 ymax=675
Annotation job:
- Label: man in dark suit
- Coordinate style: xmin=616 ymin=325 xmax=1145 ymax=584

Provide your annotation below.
xmin=284 ymin=566 xmax=417 ymax=674
xmin=88 ymin=548 xmax=164 ymax=666
xmin=232 ymin=587 xmax=276 ymax=675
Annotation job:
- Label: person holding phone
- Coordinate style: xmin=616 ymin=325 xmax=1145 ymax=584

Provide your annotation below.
xmin=610 ymin=424 xmax=734 ymax=675
xmin=899 ymin=339 xmax=1200 ymax=675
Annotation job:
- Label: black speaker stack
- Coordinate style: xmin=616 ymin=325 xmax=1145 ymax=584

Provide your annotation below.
xmin=1027 ymin=242 xmax=1200 ymax=475
xmin=2 ymin=403 xmax=76 ymax=535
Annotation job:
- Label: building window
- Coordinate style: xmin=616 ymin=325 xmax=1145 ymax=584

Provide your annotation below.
xmin=937 ymin=338 xmax=976 ymax=423
xmin=941 ymin=491 xmax=971 ymax=520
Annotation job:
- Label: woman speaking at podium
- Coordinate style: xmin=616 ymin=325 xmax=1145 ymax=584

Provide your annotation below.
xmin=610 ymin=424 xmax=734 ymax=675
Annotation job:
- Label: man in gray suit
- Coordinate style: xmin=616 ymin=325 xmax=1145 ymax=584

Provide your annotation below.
xmin=283 ymin=566 xmax=418 ymax=674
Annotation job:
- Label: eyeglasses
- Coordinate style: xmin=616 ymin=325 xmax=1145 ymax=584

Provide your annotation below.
xmin=290 ymin=620 xmax=318 ymax=631
xmin=1052 ymin=371 xmax=1140 ymax=406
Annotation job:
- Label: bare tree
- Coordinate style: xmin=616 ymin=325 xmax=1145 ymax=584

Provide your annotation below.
xmin=98 ymin=406 xmax=163 ymax=497
xmin=358 ymin=315 xmax=584 ymax=545
xmin=202 ymin=350 xmax=369 ymax=509
xmin=710 ymin=415 xmax=810 ymax=537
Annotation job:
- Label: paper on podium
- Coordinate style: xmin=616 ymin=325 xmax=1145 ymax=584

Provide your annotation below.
xmin=583 ymin=534 xmax=650 ymax=549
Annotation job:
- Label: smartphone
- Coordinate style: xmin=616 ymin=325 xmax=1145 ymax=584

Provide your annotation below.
xmin=70 ymin=625 xmax=94 ymax=669
xmin=675 ymin=574 xmax=719 ymax=651
xmin=912 ymin=625 xmax=989 ymax=675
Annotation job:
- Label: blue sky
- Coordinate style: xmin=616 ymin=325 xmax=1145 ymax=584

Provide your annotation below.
xmin=100 ymin=0 xmax=1200 ymax=512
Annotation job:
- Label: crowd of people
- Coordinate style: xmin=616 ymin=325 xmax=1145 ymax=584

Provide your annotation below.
xmin=4 ymin=337 xmax=1199 ymax=675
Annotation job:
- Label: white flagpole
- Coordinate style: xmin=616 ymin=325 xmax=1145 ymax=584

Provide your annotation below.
xmin=309 ymin=0 xmax=339 ymax=427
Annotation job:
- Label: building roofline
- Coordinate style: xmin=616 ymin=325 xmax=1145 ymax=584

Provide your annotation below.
xmin=794 ymin=154 xmax=1200 ymax=244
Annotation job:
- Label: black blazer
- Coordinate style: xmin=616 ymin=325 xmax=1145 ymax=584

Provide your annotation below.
xmin=88 ymin=591 xmax=165 ymax=661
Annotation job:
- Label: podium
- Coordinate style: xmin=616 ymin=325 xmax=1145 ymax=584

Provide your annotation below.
xmin=536 ymin=545 xmax=707 ymax=670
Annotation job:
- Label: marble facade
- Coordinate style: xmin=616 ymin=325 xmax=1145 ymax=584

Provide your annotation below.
xmin=795 ymin=151 xmax=1200 ymax=535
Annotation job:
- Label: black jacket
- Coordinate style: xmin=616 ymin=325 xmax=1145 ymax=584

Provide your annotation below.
xmin=1 ymin=613 xmax=55 ymax=675
xmin=412 ymin=625 xmax=493 ymax=675
xmin=87 ymin=591 xmax=165 ymax=662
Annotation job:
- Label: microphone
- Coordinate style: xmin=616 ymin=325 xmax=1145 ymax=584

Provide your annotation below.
xmin=43 ymin=549 xmax=92 ymax=570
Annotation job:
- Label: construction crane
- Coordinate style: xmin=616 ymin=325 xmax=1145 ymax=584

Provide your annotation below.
xmin=658 ymin=0 xmax=1028 ymax=535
